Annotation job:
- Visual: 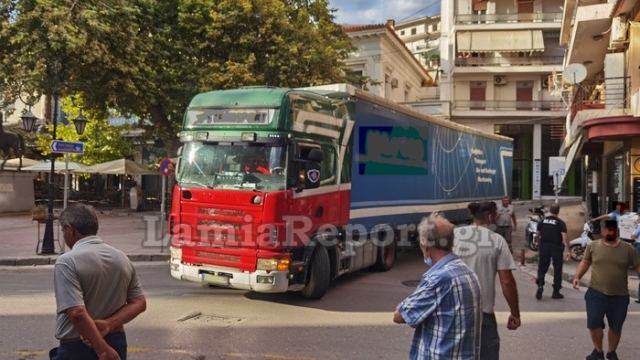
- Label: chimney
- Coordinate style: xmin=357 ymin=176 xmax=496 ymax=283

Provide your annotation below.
xmin=386 ymin=19 xmax=395 ymax=29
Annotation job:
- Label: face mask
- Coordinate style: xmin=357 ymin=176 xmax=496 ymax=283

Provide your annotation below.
xmin=424 ymin=257 xmax=433 ymax=267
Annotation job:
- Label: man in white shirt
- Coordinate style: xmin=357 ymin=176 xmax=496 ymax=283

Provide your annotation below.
xmin=454 ymin=201 xmax=521 ymax=360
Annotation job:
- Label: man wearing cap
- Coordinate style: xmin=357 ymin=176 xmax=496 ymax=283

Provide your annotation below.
xmin=573 ymin=220 xmax=640 ymax=360
xmin=50 ymin=204 xmax=146 ymax=360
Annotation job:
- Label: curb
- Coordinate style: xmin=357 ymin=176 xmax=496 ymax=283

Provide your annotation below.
xmin=0 ymin=254 xmax=170 ymax=267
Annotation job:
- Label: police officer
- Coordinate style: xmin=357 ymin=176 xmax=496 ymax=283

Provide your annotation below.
xmin=536 ymin=203 xmax=570 ymax=300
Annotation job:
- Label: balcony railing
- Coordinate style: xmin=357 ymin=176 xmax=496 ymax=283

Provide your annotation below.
xmin=455 ymin=56 xmax=564 ymax=67
xmin=570 ymin=77 xmax=631 ymax=120
xmin=454 ymin=100 xmax=566 ymax=111
xmin=455 ymin=13 xmax=563 ymax=24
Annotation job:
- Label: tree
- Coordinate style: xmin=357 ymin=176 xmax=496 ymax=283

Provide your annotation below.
xmin=34 ymin=97 xmax=134 ymax=165
xmin=0 ymin=0 xmax=353 ymax=151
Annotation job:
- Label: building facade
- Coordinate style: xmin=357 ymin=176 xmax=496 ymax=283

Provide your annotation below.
xmin=394 ymin=16 xmax=442 ymax=82
xmin=439 ymin=0 xmax=572 ymax=200
xmin=343 ymin=22 xmax=435 ymax=104
xmin=560 ymin=0 xmax=640 ymax=215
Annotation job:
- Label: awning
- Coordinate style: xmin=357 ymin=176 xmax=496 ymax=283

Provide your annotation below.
xmin=563 ymin=134 xmax=583 ymax=181
xmin=457 ymin=30 xmax=545 ymax=53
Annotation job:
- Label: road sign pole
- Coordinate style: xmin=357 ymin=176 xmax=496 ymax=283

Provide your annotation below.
xmin=63 ymin=154 xmax=70 ymax=210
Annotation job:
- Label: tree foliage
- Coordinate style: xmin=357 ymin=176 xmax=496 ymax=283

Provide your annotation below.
xmin=0 ymin=0 xmax=353 ymax=150
xmin=34 ymin=97 xmax=134 ymax=165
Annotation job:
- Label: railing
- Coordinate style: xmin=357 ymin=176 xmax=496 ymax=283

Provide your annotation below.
xmin=570 ymin=77 xmax=631 ymax=120
xmin=455 ymin=12 xmax=563 ymax=24
xmin=455 ymin=56 xmax=564 ymax=67
xmin=454 ymin=100 xmax=566 ymax=111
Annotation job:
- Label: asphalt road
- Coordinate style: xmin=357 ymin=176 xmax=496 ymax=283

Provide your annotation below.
xmin=2 ymin=250 xmax=640 ymax=360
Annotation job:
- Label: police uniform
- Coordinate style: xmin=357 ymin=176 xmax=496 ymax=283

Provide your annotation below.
xmin=536 ymin=215 xmax=567 ymax=295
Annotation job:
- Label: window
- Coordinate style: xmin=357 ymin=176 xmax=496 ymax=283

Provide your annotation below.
xmin=469 ymin=81 xmax=486 ymax=110
xmin=411 ymin=28 xmax=417 ymax=35
xmin=400 ymin=30 xmax=405 ymax=36
xmin=516 ymin=81 xmax=534 ymax=110
xmin=296 ymin=143 xmax=337 ymax=186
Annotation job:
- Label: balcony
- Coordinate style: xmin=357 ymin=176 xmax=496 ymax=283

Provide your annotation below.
xmin=455 ymin=100 xmax=565 ymax=111
xmin=572 ymin=77 xmax=631 ymax=114
xmin=455 ymin=56 xmax=564 ymax=67
xmin=456 ymin=12 xmax=563 ymax=25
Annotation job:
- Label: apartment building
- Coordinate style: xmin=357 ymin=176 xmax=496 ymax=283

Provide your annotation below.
xmin=439 ymin=0 xmax=570 ymax=200
xmin=559 ymin=0 xmax=640 ymax=215
xmin=343 ymin=21 xmax=434 ymax=103
xmin=395 ymin=16 xmax=441 ymax=81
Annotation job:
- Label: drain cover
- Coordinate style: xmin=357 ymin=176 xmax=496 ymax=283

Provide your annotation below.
xmin=402 ymin=280 xmax=420 ymax=287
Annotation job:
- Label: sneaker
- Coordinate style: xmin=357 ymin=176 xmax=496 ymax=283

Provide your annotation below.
xmin=552 ymin=292 xmax=564 ymax=299
xmin=586 ymin=349 xmax=604 ymax=360
xmin=634 ymin=298 xmax=640 ymax=304
xmin=536 ymin=286 xmax=543 ymax=300
xmin=606 ymin=351 xmax=619 ymax=360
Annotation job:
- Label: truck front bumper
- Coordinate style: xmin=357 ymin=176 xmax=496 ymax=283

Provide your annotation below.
xmin=170 ymin=252 xmax=290 ymax=293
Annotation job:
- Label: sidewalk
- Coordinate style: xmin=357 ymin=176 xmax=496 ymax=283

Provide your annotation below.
xmin=0 ymin=209 xmax=169 ymax=266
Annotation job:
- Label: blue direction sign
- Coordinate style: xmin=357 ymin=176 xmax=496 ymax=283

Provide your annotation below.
xmin=51 ymin=140 xmax=85 ymax=154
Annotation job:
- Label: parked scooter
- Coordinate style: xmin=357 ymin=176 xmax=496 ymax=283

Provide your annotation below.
xmin=569 ymin=220 xmax=595 ymax=261
xmin=525 ymin=206 xmax=545 ymax=251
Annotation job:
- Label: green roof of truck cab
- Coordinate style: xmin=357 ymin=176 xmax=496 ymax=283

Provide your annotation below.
xmin=188 ymin=87 xmax=290 ymax=109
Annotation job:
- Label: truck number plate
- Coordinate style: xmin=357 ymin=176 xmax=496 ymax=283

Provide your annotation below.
xmin=201 ymin=273 xmax=229 ymax=286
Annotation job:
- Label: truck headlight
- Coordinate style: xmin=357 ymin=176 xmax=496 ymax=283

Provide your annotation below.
xmin=257 ymin=258 xmax=290 ymax=272
xmin=170 ymin=247 xmax=182 ymax=261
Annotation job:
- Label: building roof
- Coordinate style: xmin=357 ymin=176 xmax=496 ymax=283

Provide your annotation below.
xmin=395 ymin=15 xmax=440 ymax=29
xmin=343 ymin=22 xmax=434 ymax=85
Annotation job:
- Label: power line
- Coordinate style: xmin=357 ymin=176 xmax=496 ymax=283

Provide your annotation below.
xmin=398 ymin=0 xmax=440 ymax=22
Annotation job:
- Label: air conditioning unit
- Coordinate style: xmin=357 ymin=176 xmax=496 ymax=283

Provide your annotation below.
xmin=542 ymin=76 xmax=550 ymax=90
xmin=494 ymin=75 xmax=507 ymax=86
xmin=610 ymin=16 xmax=628 ymax=47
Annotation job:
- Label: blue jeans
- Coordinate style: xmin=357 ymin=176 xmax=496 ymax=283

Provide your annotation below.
xmin=49 ymin=332 xmax=127 ymax=360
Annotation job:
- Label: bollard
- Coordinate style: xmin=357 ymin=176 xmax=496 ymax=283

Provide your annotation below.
xmin=520 ymin=248 xmax=526 ymax=266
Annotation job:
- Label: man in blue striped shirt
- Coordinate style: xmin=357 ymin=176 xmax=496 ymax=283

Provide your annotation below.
xmin=394 ymin=214 xmax=482 ymax=360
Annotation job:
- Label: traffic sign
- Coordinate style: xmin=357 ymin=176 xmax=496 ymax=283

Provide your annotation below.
xmin=159 ymin=158 xmax=174 ymax=176
xmin=51 ymin=140 xmax=84 ymax=154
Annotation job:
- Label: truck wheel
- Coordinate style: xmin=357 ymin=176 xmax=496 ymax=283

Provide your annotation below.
xmin=374 ymin=239 xmax=396 ymax=271
xmin=301 ymin=246 xmax=330 ymax=299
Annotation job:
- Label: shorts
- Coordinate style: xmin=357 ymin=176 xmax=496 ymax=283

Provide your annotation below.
xmin=585 ymin=288 xmax=629 ymax=332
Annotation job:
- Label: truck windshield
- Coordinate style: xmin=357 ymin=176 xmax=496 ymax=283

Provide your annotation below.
xmin=178 ymin=142 xmax=286 ymax=191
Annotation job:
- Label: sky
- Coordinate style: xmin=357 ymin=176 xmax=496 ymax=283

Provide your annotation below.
xmin=328 ymin=0 xmax=441 ymax=25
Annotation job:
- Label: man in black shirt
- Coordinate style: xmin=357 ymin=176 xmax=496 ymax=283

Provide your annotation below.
xmin=536 ymin=203 xmax=569 ymax=300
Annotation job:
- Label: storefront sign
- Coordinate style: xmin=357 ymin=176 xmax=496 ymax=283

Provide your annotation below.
xmin=532 ymin=159 xmax=541 ymax=199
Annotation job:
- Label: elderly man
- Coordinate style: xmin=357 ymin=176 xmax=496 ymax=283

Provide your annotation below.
xmin=50 ymin=205 xmax=146 ymax=360
xmin=394 ymin=214 xmax=482 ymax=360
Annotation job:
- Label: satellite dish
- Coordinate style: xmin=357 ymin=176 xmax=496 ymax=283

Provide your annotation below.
xmin=563 ymin=63 xmax=587 ymax=85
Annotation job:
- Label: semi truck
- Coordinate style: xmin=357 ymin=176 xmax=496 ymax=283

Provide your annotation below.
xmin=169 ymin=84 xmax=513 ymax=298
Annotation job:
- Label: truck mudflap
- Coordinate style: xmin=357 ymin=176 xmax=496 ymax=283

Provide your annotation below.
xmin=170 ymin=248 xmax=290 ymax=293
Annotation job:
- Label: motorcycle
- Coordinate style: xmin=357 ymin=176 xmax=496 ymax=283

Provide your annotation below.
xmin=525 ymin=206 xmax=545 ymax=251
xmin=569 ymin=220 xmax=594 ymax=262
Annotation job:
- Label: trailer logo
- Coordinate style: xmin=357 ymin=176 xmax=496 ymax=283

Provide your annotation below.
xmin=358 ymin=126 xmax=428 ymax=175
xmin=307 ymin=169 xmax=320 ymax=184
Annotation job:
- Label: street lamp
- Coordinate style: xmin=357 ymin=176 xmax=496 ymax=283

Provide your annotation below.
xmin=22 ymin=94 xmax=88 ymax=255
xmin=73 ymin=112 xmax=88 ymax=135
xmin=20 ymin=109 xmax=38 ymax=132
